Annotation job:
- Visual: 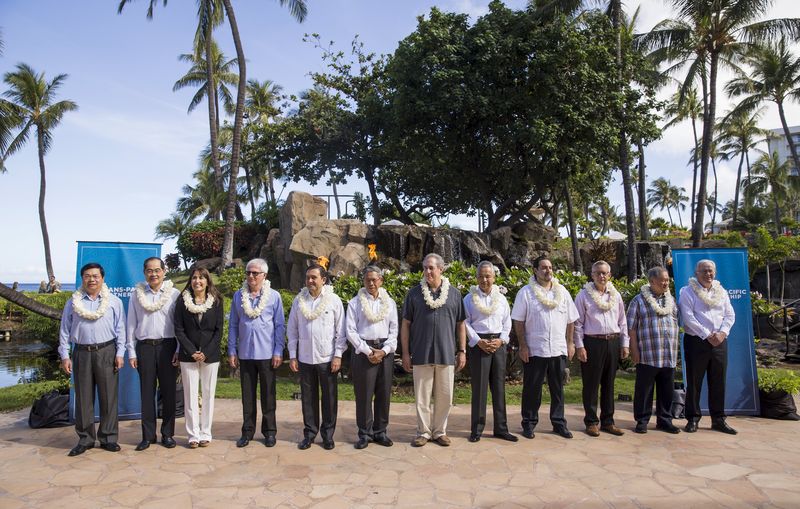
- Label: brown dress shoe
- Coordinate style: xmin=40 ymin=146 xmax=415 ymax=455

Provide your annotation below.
xmin=433 ymin=435 xmax=451 ymax=446
xmin=586 ymin=424 xmax=600 ymax=437
xmin=411 ymin=436 xmax=428 ymax=447
xmin=601 ymin=424 xmax=625 ymax=436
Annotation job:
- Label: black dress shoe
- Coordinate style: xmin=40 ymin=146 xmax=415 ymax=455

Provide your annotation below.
xmin=554 ymin=427 xmax=573 ymax=439
xmin=323 ymin=440 xmax=335 ymax=450
xmin=161 ymin=436 xmax=176 ymax=449
xmin=656 ymin=423 xmax=680 ymax=434
xmin=634 ymin=423 xmax=648 ymax=434
xmin=373 ymin=435 xmax=393 ymax=447
xmin=298 ymin=437 xmax=313 ymax=450
xmin=68 ymin=444 xmax=93 ymax=457
xmin=711 ymin=419 xmax=738 ymax=435
xmin=493 ymin=432 xmax=518 ymax=442
xmin=100 ymin=443 xmax=121 ymax=452
xmin=236 ymin=437 xmax=250 ymax=448
xmin=135 ymin=440 xmax=151 ymax=451
xmin=355 ymin=437 xmax=369 ymax=449
xmin=468 ymin=433 xmax=481 ymax=442
xmin=521 ymin=429 xmax=535 ymax=439
xmin=684 ymin=421 xmax=698 ymax=433
xmin=264 ymin=436 xmax=276 ymax=447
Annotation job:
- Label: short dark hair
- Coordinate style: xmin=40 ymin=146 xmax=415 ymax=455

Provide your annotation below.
xmin=142 ymin=257 xmax=165 ymax=270
xmin=306 ymin=263 xmax=328 ymax=282
xmin=532 ymin=255 xmax=551 ymax=270
xmin=80 ymin=262 xmax=105 ymax=278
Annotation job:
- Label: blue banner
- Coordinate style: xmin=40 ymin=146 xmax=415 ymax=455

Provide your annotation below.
xmin=71 ymin=241 xmax=162 ymax=421
xmin=672 ymin=248 xmax=759 ymax=415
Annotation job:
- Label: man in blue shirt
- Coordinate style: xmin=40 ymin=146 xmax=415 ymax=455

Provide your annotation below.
xmin=228 ymin=258 xmax=285 ymax=448
xmin=59 ymin=262 xmax=126 ymax=456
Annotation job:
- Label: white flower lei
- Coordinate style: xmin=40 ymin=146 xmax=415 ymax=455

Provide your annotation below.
xmin=529 ymin=276 xmax=564 ymax=309
xmin=135 ymin=280 xmax=174 ymax=312
xmin=358 ymin=288 xmax=392 ymax=323
xmin=182 ymin=290 xmax=215 ymax=314
xmin=689 ymin=277 xmax=725 ymax=308
xmin=640 ymin=285 xmax=675 ymax=316
xmin=469 ymin=285 xmax=502 ymax=316
xmin=298 ymin=285 xmax=334 ymax=320
xmin=240 ymin=280 xmax=271 ymax=319
xmin=72 ymin=284 xmax=111 ymax=321
xmin=420 ymin=276 xmax=451 ymax=310
xmin=584 ymin=282 xmax=619 ymax=312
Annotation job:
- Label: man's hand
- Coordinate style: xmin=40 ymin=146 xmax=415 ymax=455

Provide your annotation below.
xmin=518 ymin=345 xmax=529 ymax=364
xmin=114 ymin=356 xmax=124 ymax=370
xmin=491 ymin=339 xmax=503 ymax=352
xmin=129 ymin=358 xmax=138 ymax=369
xmin=369 ymin=348 xmax=385 ymax=365
xmin=289 ymin=359 xmax=299 ymax=373
xmin=707 ymin=332 xmax=723 ymax=347
xmin=477 ymin=340 xmax=492 ymax=354
xmin=172 ymin=352 xmax=179 ymax=367
xmin=620 ymin=347 xmax=630 ymax=360
xmin=331 ymin=357 xmax=342 ymax=373
xmin=402 ymin=354 xmax=412 ymax=373
xmin=61 ymin=358 xmax=72 ymax=375
xmin=567 ymin=343 xmax=575 ymax=361
xmin=577 ymin=347 xmax=588 ymax=363
xmin=271 ymin=355 xmax=282 ymax=369
xmin=228 ymin=355 xmax=238 ymax=369
xmin=456 ymin=352 xmax=466 ymax=371
xmin=631 ymin=350 xmax=640 ymax=364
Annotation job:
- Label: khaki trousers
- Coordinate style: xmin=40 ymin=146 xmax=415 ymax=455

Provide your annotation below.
xmin=412 ymin=364 xmax=454 ymax=439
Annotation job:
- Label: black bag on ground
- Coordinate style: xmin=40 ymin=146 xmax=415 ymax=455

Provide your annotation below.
xmin=157 ymin=382 xmax=184 ymax=418
xmin=670 ymin=382 xmax=686 ymax=420
xmin=28 ymin=390 xmax=71 ymax=428
xmin=759 ymin=389 xmax=800 ymax=420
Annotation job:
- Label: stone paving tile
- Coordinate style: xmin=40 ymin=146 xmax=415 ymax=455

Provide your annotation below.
xmin=1 ymin=399 xmax=800 ymax=507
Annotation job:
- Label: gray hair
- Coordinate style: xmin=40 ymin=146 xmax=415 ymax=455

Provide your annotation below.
xmin=695 ymin=259 xmax=716 ymax=272
xmin=476 ymin=261 xmax=497 ymax=278
xmin=246 ymin=258 xmax=269 ymax=273
xmin=591 ymin=260 xmax=611 ymax=273
xmin=423 ymin=253 xmax=445 ymax=269
xmin=362 ymin=265 xmax=383 ymax=278
xmin=647 ymin=266 xmax=668 ymax=280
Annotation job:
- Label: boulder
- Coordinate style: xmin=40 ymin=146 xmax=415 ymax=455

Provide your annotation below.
xmin=289 ymin=220 xmax=344 ymax=261
xmin=346 ymin=223 xmax=372 ymax=244
xmin=193 ymin=257 xmax=221 ymax=271
xmin=376 ymin=226 xmax=411 ymax=261
xmin=489 ymin=226 xmax=513 ymax=253
xmin=635 ymin=241 xmax=668 ymax=274
xmin=504 ymin=241 xmax=546 ymax=269
xmin=279 ymin=191 xmax=328 ymax=264
xmin=329 ymin=243 xmax=370 ymax=277
xmin=423 ymin=230 xmax=461 ymax=264
xmin=459 ymin=230 xmax=499 ymax=267
xmin=511 ymin=220 xmax=556 ymax=244
xmin=701 ymin=239 xmax=729 ymax=248
xmin=406 ymin=228 xmax=426 ymax=268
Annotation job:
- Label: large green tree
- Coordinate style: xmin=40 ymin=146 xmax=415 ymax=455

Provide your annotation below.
xmin=742 ymin=150 xmax=795 ymax=236
xmin=1 ymin=64 xmax=77 ymax=280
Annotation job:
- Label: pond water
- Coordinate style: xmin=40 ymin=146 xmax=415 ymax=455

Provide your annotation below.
xmin=0 ymin=338 xmax=59 ymax=388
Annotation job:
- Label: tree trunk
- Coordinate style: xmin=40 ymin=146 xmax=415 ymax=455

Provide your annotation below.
xmin=330 ymin=170 xmax=341 ymax=219
xmin=711 ymin=157 xmax=718 ymax=231
xmin=637 ymin=139 xmax=649 ymax=240
xmin=690 ymin=117 xmax=699 ymax=228
xmin=386 ymin=191 xmax=416 ymax=225
xmin=0 ymin=283 xmax=62 ymax=320
xmin=666 ymin=206 xmax=674 ymax=227
xmin=744 ymin=150 xmax=752 ymax=208
xmin=36 ymin=127 xmax=54 ymax=281
xmin=692 ymin=56 xmax=716 ymax=247
xmin=774 ymin=201 xmax=782 ymax=237
xmin=565 ymin=184 xmax=582 ymax=273
xmin=220 ymin=0 xmax=246 ymax=268
xmin=203 ymin=0 xmax=224 ymax=194
xmin=243 ymin=163 xmax=256 ymax=220
xmin=732 ymin=151 xmax=745 ymax=225
xmin=363 ymin=164 xmax=381 ymax=226
xmin=266 ymin=159 xmax=276 ymax=205
xmin=777 ymin=101 xmax=800 ymax=175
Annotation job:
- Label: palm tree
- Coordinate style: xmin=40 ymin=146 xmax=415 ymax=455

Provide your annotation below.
xmin=636 ymin=0 xmax=800 ymax=247
xmin=155 ymin=212 xmax=194 ymax=241
xmin=1 ymin=64 xmax=77 ymax=280
xmin=173 ymin=39 xmax=238 ymax=125
xmin=670 ymin=182 xmax=689 ymax=228
xmin=726 ymin=37 xmax=800 ymax=174
xmin=742 ymin=151 xmax=794 ymax=236
xmin=647 ymin=177 xmax=676 ymax=226
xmin=243 ymin=78 xmax=283 ymax=210
xmin=219 ymin=0 xmax=307 ymax=268
xmin=662 ymin=86 xmax=702 ymax=227
xmin=715 ymin=107 xmax=766 ymax=225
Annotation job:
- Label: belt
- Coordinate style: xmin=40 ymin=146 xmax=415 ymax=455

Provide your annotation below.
xmin=584 ymin=333 xmax=620 ymax=341
xmin=365 ymin=338 xmax=388 ymax=347
xmin=478 ymin=333 xmax=501 ymax=339
xmin=139 ymin=338 xmax=175 ymax=346
xmin=74 ymin=339 xmax=115 ymax=351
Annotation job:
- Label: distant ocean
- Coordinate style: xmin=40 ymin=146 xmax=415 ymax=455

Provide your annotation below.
xmin=4 ymin=283 xmax=76 ymax=292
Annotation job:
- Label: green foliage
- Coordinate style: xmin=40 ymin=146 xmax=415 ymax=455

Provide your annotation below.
xmin=176 ymin=220 xmax=258 ymax=262
xmin=0 ymin=292 xmax=71 ymax=343
xmin=758 ymin=369 xmax=800 ymax=395
xmin=750 ymin=291 xmax=782 ymax=315
xmin=253 ymin=201 xmax=282 ymax=230
xmin=0 ymin=379 xmax=69 ymax=412
xmin=613 ymin=277 xmax=648 ymax=306
xmin=164 ymin=253 xmax=181 ymax=271
xmin=216 ymin=266 xmax=246 ymax=296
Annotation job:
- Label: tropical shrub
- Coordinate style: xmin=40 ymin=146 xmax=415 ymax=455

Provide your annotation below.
xmin=176 ymin=220 xmax=258 ymax=262
xmin=758 ymin=369 xmax=800 ymax=395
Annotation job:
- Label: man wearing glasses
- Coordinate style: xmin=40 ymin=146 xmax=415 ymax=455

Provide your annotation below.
xmin=228 ymin=258 xmax=285 ymax=448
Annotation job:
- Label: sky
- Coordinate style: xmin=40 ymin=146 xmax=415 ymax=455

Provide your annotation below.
xmin=1 ymin=0 xmax=798 ymax=284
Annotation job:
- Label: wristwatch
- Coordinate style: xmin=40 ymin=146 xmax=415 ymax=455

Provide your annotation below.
xmin=456 ymin=349 xmax=466 ymax=354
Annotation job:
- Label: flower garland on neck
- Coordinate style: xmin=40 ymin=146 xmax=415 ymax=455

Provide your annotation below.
xmin=529 ymin=276 xmax=564 ymax=309
xmin=584 ymin=281 xmax=619 ymax=312
xmin=135 ymin=280 xmax=174 ymax=312
xmin=182 ymin=290 xmax=215 ymax=314
xmin=420 ymin=276 xmax=451 ymax=310
xmin=298 ymin=285 xmax=334 ymax=320
xmin=358 ymin=288 xmax=392 ymax=323
xmin=469 ymin=285 xmax=502 ymax=316
xmin=640 ymin=285 xmax=675 ymax=316
xmin=72 ymin=284 xmax=111 ymax=320
xmin=240 ymin=279 xmax=271 ymax=319
xmin=689 ymin=277 xmax=725 ymax=308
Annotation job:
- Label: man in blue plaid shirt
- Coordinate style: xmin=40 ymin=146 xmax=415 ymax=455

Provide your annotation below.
xmin=627 ymin=267 xmax=681 ymax=434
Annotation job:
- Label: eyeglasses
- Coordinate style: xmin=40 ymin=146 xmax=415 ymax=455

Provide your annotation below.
xmin=82 ymin=274 xmax=102 ymax=280
xmin=246 ymin=271 xmax=264 ymax=277
xmin=145 ymin=268 xmax=163 ymax=275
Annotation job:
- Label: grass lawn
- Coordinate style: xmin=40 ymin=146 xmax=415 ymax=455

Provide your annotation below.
xmin=0 ymin=380 xmax=68 ymax=413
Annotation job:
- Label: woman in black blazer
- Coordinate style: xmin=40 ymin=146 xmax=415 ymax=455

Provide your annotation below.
xmin=174 ymin=266 xmax=224 ymax=448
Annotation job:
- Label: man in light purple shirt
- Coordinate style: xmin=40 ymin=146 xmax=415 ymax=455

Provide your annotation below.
xmin=228 ymin=258 xmax=285 ymax=448
xmin=58 ymin=262 xmax=126 ymax=457
xmin=679 ymin=259 xmax=736 ymax=435
xmin=574 ymin=260 xmax=629 ymax=437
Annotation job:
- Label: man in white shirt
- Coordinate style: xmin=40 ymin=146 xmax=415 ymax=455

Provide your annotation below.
xmin=127 ymin=257 xmax=180 ymax=451
xmin=345 ymin=266 xmax=398 ymax=449
xmin=287 ymin=264 xmax=347 ymax=450
xmin=511 ymin=255 xmax=578 ymax=440
xmin=464 ymin=261 xmax=516 ymax=443
xmin=678 ymin=259 xmax=737 ymax=434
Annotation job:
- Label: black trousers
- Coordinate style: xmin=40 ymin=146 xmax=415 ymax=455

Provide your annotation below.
xmin=581 ymin=336 xmax=620 ymax=427
xmin=73 ymin=343 xmax=118 ymax=446
xmin=521 ymin=356 xmax=567 ymax=431
xmin=299 ymin=361 xmax=338 ymax=441
xmin=469 ymin=344 xmax=509 ymax=435
xmin=351 ymin=351 xmax=394 ymax=439
xmin=136 ymin=338 xmax=177 ymax=441
xmin=684 ymin=334 xmax=727 ymax=421
xmin=240 ymin=359 xmax=278 ymax=439
xmin=634 ymin=364 xmax=675 ymax=427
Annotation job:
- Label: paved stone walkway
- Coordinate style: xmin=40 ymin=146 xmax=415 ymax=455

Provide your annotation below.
xmin=1 ymin=399 xmax=799 ymax=508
